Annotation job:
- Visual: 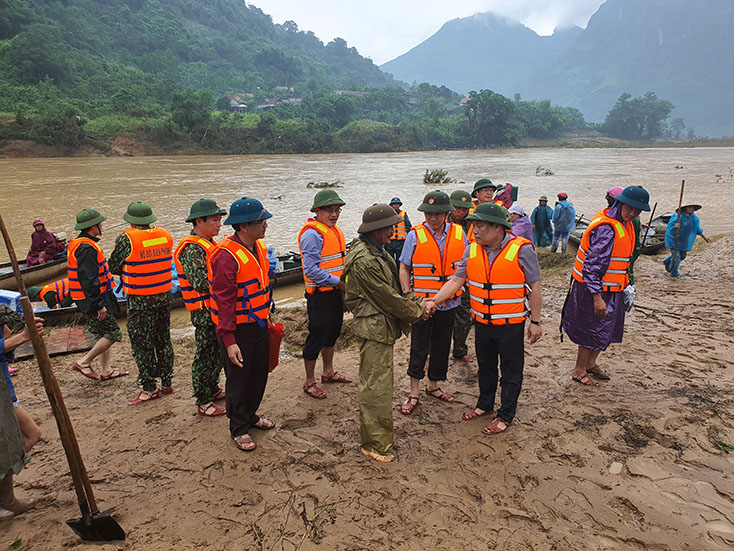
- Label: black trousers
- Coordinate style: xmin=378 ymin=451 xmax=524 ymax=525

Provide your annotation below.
xmin=303 ymin=290 xmax=344 ymax=361
xmin=407 ymin=307 xmax=456 ymax=381
xmin=219 ymin=323 xmax=269 ymax=438
xmin=474 ymin=321 xmax=525 ymax=423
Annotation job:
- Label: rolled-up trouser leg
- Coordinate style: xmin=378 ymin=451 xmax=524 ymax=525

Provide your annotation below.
xmin=358 ymin=338 xmax=394 ymax=456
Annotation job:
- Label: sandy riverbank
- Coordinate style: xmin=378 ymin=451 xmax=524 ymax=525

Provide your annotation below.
xmin=4 ymin=238 xmax=734 ymax=550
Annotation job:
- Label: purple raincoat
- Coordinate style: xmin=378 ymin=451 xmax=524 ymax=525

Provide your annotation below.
xmin=26 ymin=220 xmax=62 ymax=266
xmin=562 ymin=202 xmax=626 ymax=351
xmin=511 ymin=216 xmax=534 ymax=244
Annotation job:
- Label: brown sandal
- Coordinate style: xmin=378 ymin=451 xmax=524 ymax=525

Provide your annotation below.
xmin=482 ymin=418 xmax=509 ymax=435
xmin=426 ymin=386 xmax=454 ymax=403
xmin=198 ymin=402 xmax=226 ymax=417
xmin=303 ymin=382 xmax=326 ymax=399
xmin=462 ymin=408 xmax=488 ymax=421
xmin=233 ymin=434 xmax=256 ymax=452
xmin=321 ymin=371 xmax=352 ymax=384
xmin=400 ymin=395 xmax=419 ymax=415
xmin=253 ymin=417 xmax=275 ymax=430
xmin=572 ymin=374 xmax=599 ymax=386
xmin=128 ymin=389 xmax=161 ymax=406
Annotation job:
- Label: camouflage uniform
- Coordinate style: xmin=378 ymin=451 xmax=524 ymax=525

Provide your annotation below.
xmin=448 ymin=213 xmax=473 ymax=358
xmin=109 ymin=230 xmax=174 ymax=392
xmin=179 ymin=233 xmax=223 ymax=406
xmin=343 ymin=236 xmax=423 ymax=456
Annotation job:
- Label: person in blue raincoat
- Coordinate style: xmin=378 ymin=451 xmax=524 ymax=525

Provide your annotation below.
xmin=551 ymin=192 xmax=576 ymax=253
xmin=531 ymin=196 xmax=553 ymax=247
xmin=663 ymin=205 xmax=711 ymax=277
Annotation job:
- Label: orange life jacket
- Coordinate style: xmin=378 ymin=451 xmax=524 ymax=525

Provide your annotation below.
xmin=173 ymin=235 xmax=216 ymax=311
xmin=392 ymin=210 xmax=408 ymax=241
xmin=40 ymin=278 xmax=70 ymax=305
xmin=572 ymin=209 xmax=634 ymax=292
xmin=121 ymin=227 xmax=174 ymax=296
xmin=208 ymin=237 xmax=271 ymax=326
xmin=467 ymin=236 xmax=531 ymax=325
xmin=409 ymin=222 xmax=465 ymax=300
xmin=67 ymin=237 xmax=114 ymax=301
xmin=298 ymin=220 xmax=346 ymax=294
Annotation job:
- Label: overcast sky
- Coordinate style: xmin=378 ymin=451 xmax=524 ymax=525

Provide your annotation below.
xmin=251 ymin=0 xmax=606 ymax=65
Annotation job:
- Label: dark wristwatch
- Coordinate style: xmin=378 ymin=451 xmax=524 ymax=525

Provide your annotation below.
xmin=530 ymin=320 xmax=541 ymax=326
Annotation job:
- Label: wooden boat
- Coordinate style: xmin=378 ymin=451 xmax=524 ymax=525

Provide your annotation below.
xmin=37 ymin=253 xmax=304 ymax=326
xmin=0 ymin=254 xmax=67 ymax=291
xmin=569 ymin=213 xmax=670 ymax=255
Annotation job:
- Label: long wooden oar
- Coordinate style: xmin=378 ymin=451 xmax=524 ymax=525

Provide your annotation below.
xmin=0 ymin=213 xmax=124 ymax=541
xmin=642 ymin=202 xmax=658 ymax=245
xmin=673 ymin=180 xmax=685 ymax=265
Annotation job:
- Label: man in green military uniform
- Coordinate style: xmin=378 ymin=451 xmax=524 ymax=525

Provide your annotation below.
xmin=174 ymin=199 xmax=228 ymax=417
xmin=109 ymin=201 xmax=175 ymax=406
xmin=448 ymin=190 xmax=474 ymax=362
xmin=343 ymin=204 xmax=432 ymax=463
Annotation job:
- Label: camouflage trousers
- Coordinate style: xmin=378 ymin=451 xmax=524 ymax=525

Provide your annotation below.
xmin=357 ymin=338 xmax=394 ymax=456
xmin=127 ymin=296 xmax=174 ymax=392
xmin=452 ymin=291 xmax=472 ymax=358
xmin=190 ymin=308 xmax=223 ymax=406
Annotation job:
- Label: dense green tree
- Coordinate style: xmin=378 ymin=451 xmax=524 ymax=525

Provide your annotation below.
xmin=604 ymin=92 xmax=673 ymax=140
xmin=170 ymin=88 xmax=213 ymax=135
xmin=464 ymin=89 xmax=517 ymax=147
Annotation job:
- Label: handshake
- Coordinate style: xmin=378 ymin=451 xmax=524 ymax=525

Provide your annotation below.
xmin=420 ymin=298 xmax=437 ymax=321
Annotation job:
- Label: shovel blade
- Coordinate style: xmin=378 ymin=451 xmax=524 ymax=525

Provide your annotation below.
xmin=66 ymin=509 xmax=125 ymax=541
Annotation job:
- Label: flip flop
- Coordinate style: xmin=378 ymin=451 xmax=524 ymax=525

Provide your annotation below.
xmin=425 ymin=387 xmax=455 ymax=403
xmin=99 ymin=369 xmax=129 ymax=381
xmin=197 ymin=402 xmax=226 ymax=417
xmin=361 ymin=448 xmax=395 ymax=463
xmin=587 ymin=366 xmax=611 ymax=381
xmin=572 ymin=374 xmax=599 ymax=386
xmin=253 ymin=417 xmax=276 ymax=430
xmin=72 ymin=361 xmax=100 ymax=381
xmin=482 ymin=418 xmax=509 ymax=435
xmin=321 ymin=371 xmax=352 ymax=384
xmin=7 ymin=367 xmax=18 ymax=376
xmin=233 ymin=434 xmax=256 ymax=452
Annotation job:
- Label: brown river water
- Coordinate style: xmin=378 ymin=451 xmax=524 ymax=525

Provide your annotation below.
xmin=1 ymin=147 xmax=732 ymax=260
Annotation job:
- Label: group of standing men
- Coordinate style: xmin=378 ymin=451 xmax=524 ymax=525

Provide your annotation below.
xmin=62 ymin=172 xmax=659 ymax=463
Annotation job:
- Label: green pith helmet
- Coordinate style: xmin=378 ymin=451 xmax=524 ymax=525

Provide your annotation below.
xmin=74 ymin=208 xmax=106 ymax=230
xmin=466 ymin=202 xmax=512 ymax=229
xmin=471 ymin=178 xmax=496 ymax=197
xmin=539 ymin=195 xmax=548 ymax=202
xmin=185 ymin=198 xmax=227 ymax=222
xmin=358 ymin=203 xmax=402 ymax=234
xmin=417 ymin=190 xmax=454 ymax=213
xmin=450 ymin=190 xmax=473 ymax=209
xmin=311 ymin=189 xmax=346 ymax=212
xmin=123 ymin=201 xmax=157 ymax=225
xmin=27 ymin=286 xmax=42 ymax=301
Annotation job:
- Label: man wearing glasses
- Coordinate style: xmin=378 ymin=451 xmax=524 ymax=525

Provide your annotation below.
xmin=298 ymin=190 xmax=352 ymax=399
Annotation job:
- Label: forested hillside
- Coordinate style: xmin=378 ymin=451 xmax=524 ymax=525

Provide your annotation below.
xmin=0 ymin=0 xmax=397 ymax=116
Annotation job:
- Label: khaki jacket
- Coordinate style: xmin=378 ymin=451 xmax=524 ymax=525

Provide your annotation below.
xmin=343 ymin=237 xmax=423 ymax=345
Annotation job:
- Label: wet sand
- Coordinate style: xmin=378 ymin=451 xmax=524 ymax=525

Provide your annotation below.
xmin=5 ymin=238 xmax=734 ymax=550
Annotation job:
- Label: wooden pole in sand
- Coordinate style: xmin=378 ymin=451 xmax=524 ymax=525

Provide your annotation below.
xmin=673 ymin=180 xmax=685 ymax=265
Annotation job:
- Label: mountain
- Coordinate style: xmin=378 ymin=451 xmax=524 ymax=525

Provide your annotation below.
xmin=381 ymin=13 xmax=582 ymax=98
xmin=523 ymin=0 xmax=734 ymax=136
xmin=382 ymin=0 xmax=734 ymax=137
xmin=0 ymin=0 xmax=399 ymax=115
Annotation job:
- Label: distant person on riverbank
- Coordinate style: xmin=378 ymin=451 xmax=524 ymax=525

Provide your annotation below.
xmin=67 ymin=208 xmax=127 ymax=382
xmin=343 ymin=204 xmax=430 ymax=463
xmin=298 ymin=190 xmax=351 ymax=400
xmin=562 ymin=186 xmax=650 ymax=386
xmin=399 ymin=191 xmax=466 ymax=415
xmin=25 ymin=220 xmax=63 ymax=266
xmin=209 ymin=197 xmax=276 ymax=452
xmin=508 ymin=204 xmax=534 ymax=244
xmin=551 ymin=193 xmax=576 ymax=253
xmin=385 ymin=197 xmax=412 ymax=266
xmin=531 ymin=196 xmax=553 ymax=247
xmin=663 ymin=204 xmax=711 ymax=278
xmin=448 ymin=190 xmax=474 ymax=362
xmin=174 ymin=199 xmax=228 ymax=417
xmin=109 ymin=202 xmax=174 ymax=405
xmin=429 ymin=202 xmax=542 ymax=435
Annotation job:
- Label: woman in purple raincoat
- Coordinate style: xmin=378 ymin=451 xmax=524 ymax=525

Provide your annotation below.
xmin=25 ymin=220 xmax=62 ymax=266
xmin=562 ymin=186 xmax=651 ymax=385
xmin=508 ymin=204 xmax=534 ymax=244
